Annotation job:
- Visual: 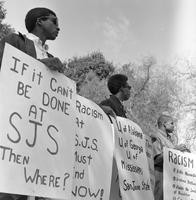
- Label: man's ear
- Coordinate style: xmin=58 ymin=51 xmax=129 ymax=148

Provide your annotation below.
xmin=36 ymin=18 xmax=43 ymax=26
xmin=119 ymin=87 xmax=124 ymax=92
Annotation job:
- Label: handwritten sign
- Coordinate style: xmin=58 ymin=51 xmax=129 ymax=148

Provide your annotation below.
xmin=72 ymin=95 xmax=114 ymax=200
xmin=145 ymin=135 xmax=155 ymax=192
xmin=112 ymin=117 xmax=154 ymax=200
xmin=164 ymin=147 xmax=196 ymax=200
xmin=0 ymin=44 xmax=76 ymax=199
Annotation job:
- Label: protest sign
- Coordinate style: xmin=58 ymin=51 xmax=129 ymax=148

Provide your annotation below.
xmin=71 ymin=95 xmax=114 ymax=200
xmin=112 ymin=117 xmax=154 ymax=200
xmin=145 ymin=135 xmax=155 ymax=192
xmin=0 ymin=44 xmax=76 ymax=199
xmin=164 ymin=147 xmax=196 ymax=200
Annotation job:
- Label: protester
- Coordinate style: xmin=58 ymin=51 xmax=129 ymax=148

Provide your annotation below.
xmin=0 ymin=7 xmax=65 ymax=200
xmin=99 ymin=74 xmax=131 ymax=200
xmin=153 ymin=114 xmax=190 ymax=200
xmin=100 ymin=74 xmax=131 ymax=118
xmin=0 ymin=7 xmax=64 ymax=72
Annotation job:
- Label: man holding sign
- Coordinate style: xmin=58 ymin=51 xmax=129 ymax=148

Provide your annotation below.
xmin=0 ymin=7 xmax=65 ymax=200
xmin=153 ymin=114 xmax=189 ymax=200
xmin=100 ymin=74 xmax=132 ymax=200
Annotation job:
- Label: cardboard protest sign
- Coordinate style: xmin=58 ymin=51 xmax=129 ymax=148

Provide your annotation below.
xmin=0 ymin=44 xmax=76 ymax=199
xmin=112 ymin=117 xmax=154 ymax=200
xmin=145 ymin=135 xmax=155 ymax=192
xmin=164 ymin=147 xmax=196 ymax=200
xmin=72 ymin=95 xmax=114 ymax=200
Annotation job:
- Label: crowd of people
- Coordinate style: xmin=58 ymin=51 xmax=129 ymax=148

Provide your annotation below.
xmin=0 ymin=6 xmax=191 ymax=200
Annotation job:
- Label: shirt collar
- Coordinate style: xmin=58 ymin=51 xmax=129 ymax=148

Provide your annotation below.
xmin=26 ymin=33 xmax=49 ymax=51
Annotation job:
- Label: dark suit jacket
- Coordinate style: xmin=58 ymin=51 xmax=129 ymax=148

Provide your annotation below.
xmin=100 ymin=95 xmax=127 ymax=118
xmin=0 ymin=32 xmax=53 ymax=68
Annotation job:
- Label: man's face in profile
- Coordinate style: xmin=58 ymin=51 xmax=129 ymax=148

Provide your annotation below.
xmin=164 ymin=119 xmax=174 ymax=133
xmin=40 ymin=14 xmax=60 ymax=40
xmin=121 ymin=82 xmax=131 ymax=101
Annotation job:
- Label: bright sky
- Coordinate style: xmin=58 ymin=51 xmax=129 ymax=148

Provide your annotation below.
xmin=3 ymin=0 xmax=191 ymax=65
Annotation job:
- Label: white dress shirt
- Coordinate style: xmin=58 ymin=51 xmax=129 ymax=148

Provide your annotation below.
xmin=26 ymin=33 xmax=49 ymax=59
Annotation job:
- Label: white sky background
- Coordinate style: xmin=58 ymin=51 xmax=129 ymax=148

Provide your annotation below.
xmin=3 ymin=0 xmax=185 ymax=65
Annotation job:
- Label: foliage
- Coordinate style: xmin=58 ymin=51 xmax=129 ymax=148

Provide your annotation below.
xmin=170 ymin=57 xmax=196 ymax=151
xmin=0 ymin=1 xmax=5 ymax=20
xmin=117 ymin=60 xmax=179 ymax=143
xmin=64 ymin=51 xmax=115 ymax=92
xmin=127 ymin=63 xmax=177 ymax=136
xmin=0 ymin=1 xmax=14 ymax=40
xmin=78 ymin=71 xmax=110 ymax=104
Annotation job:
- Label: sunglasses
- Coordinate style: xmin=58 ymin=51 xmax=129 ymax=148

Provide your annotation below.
xmin=37 ymin=16 xmax=58 ymax=26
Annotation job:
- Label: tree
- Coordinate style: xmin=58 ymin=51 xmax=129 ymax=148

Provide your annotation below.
xmin=78 ymin=71 xmax=110 ymax=104
xmin=115 ymin=57 xmax=179 ymax=137
xmin=171 ymin=57 xmax=196 ymax=151
xmin=0 ymin=1 xmax=14 ymax=40
xmin=64 ymin=51 xmax=115 ymax=92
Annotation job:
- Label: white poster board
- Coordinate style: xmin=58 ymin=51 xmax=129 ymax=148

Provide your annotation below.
xmin=0 ymin=44 xmax=76 ymax=199
xmin=112 ymin=117 xmax=154 ymax=200
xmin=164 ymin=147 xmax=196 ymax=200
xmin=71 ymin=95 xmax=114 ymax=200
